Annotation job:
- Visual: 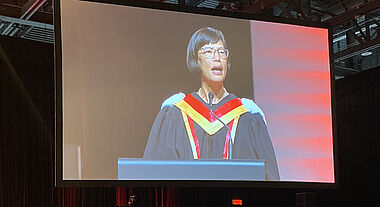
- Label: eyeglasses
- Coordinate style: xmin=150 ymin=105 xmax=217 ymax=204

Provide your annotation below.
xmin=198 ymin=47 xmax=229 ymax=60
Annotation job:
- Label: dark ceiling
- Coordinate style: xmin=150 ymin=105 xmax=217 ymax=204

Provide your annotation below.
xmin=0 ymin=0 xmax=379 ymax=78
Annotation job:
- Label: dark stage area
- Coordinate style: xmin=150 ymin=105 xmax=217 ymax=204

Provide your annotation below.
xmin=1 ymin=30 xmax=379 ymax=206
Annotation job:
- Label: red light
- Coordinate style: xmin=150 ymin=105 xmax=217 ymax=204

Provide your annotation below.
xmin=232 ymin=199 xmax=243 ymax=206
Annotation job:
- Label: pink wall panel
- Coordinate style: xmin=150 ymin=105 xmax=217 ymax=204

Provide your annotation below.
xmin=250 ymin=21 xmax=334 ymax=182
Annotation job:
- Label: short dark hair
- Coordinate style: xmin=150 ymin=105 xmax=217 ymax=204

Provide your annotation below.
xmin=186 ymin=27 xmax=230 ymax=72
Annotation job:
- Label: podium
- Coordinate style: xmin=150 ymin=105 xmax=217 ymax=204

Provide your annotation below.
xmin=118 ymin=159 xmax=265 ymax=180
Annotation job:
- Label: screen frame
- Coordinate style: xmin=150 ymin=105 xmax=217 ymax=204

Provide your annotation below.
xmin=54 ymin=0 xmax=339 ymax=189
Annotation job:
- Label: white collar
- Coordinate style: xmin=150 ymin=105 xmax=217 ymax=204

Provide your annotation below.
xmin=197 ymin=88 xmax=229 ymax=105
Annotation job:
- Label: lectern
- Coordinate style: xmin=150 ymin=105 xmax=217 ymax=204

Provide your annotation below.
xmin=118 ymin=159 xmax=265 ymax=180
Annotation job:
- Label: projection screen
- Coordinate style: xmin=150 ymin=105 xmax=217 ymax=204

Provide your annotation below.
xmin=57 ymin=0 xmax=336 ymax=186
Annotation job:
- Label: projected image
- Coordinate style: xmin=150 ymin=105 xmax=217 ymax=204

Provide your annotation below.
xmin=143 ymin=27 xmax=279 ymax=181
xmin=60 ymin=0 xmax=334 ymax=183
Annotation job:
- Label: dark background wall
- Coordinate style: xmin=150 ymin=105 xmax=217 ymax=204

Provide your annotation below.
xmin=0 ymin=35 xmax=55 ymax=207
xmin=0 ymin=36 xmax=379 ymax=207
xmin=334 ymin=67 xmax=380 ymax=207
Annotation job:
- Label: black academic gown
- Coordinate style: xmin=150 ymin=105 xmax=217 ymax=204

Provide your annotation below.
xmin=143 ymin=92 xmax=280 ymax=181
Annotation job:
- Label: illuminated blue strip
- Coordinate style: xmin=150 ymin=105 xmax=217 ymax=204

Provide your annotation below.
xmin=118 ymin=159 xmax=264 ymax=167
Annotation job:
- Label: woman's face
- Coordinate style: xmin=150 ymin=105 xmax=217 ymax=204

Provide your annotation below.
xmin=197 ymin=40 xmax=228 ymax=83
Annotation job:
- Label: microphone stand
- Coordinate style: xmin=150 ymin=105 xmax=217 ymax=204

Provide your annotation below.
xmin=208 ymin=92 xmax=233 ymax=160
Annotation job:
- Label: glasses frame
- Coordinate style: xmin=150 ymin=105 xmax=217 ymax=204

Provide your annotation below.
xmin=198 ymin=47 xmax=229 ymax=60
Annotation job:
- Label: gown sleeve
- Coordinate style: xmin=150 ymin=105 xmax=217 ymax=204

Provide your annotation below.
xmin=143 ymin=106 xmax=180 ymax=159
xmin=248 ymin=113 xmax=280 ymax=181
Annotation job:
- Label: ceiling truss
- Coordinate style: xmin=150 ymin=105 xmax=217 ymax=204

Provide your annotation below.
xmin=0 ymin=0 xmax=378 ymax=77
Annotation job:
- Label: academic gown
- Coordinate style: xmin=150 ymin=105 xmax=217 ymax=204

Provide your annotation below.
xmin=143 ymin=92 xmax=280 ymax=181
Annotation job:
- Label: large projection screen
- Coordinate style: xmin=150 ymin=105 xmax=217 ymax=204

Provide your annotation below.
xmin=58 ymin=0 xmax=335 ymax=185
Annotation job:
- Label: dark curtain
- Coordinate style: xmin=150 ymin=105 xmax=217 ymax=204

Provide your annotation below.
xmin=1 ymin=35 xmax=379 ymax=207
xmin=0 ymin=36 xmax=55 ymax=207
xmin=334 ymin=67 xmax=380 ymax=207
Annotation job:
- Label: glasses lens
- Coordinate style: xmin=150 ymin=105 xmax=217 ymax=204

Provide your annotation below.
xmin=200 ymin=48 xmax=228 ymax=59
xmin=218 ymin=49 xmax=226 ymax=57
xmin=203 ymin=49 xmax=214 ymax=59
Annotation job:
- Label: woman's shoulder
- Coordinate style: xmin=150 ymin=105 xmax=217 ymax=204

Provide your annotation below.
xmin=239 ymin=97 xmax=267 ymax=125
xmin=154 ymin=93 xmax=186 ymax=123
xmin=160 ymin=92 xmax=186 ymax=110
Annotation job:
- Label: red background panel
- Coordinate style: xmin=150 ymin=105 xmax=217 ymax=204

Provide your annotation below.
xmin=250 ymin=21 xmax=334 ymax=182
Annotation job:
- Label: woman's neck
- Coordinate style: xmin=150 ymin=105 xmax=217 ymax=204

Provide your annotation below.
xmin=198 ymin=79 xmax=227 ymax=104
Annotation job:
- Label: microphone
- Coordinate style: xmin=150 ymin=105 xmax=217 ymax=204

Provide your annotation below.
xmin=208 ymin=92 xmax=214 ymax=106
xmin=208 ymin=92 xmax=233 ymax=159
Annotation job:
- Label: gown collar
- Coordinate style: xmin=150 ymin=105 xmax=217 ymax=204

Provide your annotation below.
xmin=191 ymin=91 xmax=237 ymax=110
xmin=174 ymin=92 xmax=247 ymax=135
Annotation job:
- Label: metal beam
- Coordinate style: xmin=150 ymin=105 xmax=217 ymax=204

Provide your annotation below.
xmin=334 ymin=65 xmax=360 ymax=73
xmin=334 ymin=37 xmax=380 ymax=61
xmin=0 ymin=15 xmax=53 ymax=29
xmin=277 ymin=3 xmax=293 ymax=18
xmin=310 ymin=6 xmax=337 ymax=17
xmin=21 ymin=0 xmax=47 ymax=20
xmin=187 ymin=0 xmax=205 ymax=7
xmin=2 ymin=0 xmax=47 ymax=36
xmin=352 ymin=17 xmax=369 ymax=41
xmin=0 ymin=14 xmax=53 ymax=40
xmin=178 ymin=0 xmax=185 ymax=6
xmin=324 ymin=0 xmax=380 ymax=26
xmin=243 ymin=0 xmax=285 ymax=14
xmin=347 ymin=28 xmax=364 ymax=44
xmin=0 ymin=3 xmax=52 ymax=24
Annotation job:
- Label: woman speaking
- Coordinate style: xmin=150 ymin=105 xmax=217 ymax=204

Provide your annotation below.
xmin=143 ymin=27 xmax=280 ymax=181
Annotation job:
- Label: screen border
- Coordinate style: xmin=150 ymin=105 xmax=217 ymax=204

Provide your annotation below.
xmin=54 ymin=0 xmax=338 ymax=189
